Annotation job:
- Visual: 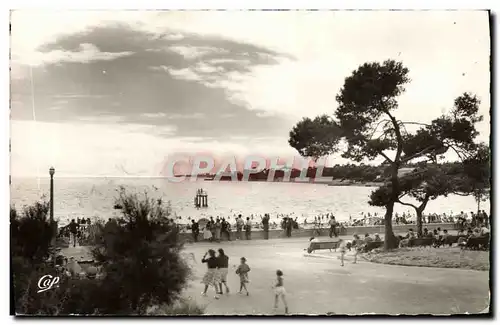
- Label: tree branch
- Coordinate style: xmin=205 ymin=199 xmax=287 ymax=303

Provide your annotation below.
xmin=397 ymin=200 xmax=418 ymax=210
xmin=369 ymin=119 xmax=392 ymax=140
xmin=379 ymin=151 xmax=394 ymax=164
xmin=419 ymin=193 xmax=431 ymax=211
xmin=452 ymin=191 xmax=473 ymax=197
xmin=398 ymin=192 xmax=408 ymax=200
xmin=400 ymin=121 xmax=431 ymax=127
xmin=382 ymin=108 xmax=403 ymax=164
xmin=400 ymin=145 xmax=437 ymax=164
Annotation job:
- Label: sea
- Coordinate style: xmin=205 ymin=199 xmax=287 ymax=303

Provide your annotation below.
xmin=10 ymin=177 xmax=489 ymax=226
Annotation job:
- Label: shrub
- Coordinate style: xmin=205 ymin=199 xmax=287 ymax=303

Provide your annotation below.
xmin=10 ymin=202 xmax=57 ymax=264
xmin=11 ymin=201 xmax=60 ymax=314
xmin=88 ymin=187 xmax=191 ymax=315
xmin=147 ymin=298 xmax=206 ymax=315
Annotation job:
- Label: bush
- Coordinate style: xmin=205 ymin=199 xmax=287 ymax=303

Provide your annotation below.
xmin=11 ymin=201 xmax=60 ymax=314
xmin=10 ymin=202 xmax=57 ymax=264
xmin=147 ymin=298 xmax=206 ymax=315
xmin=11 ymin=188 xmax=202 ymax=315
xmin=88 ymin=187 xmax=192 ymax=314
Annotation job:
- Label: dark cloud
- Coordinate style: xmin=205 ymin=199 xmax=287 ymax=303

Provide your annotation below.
xmin=11 ymin=24 xmax=295 ymax=138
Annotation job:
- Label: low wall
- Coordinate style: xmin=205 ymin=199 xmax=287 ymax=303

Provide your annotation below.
xmin=179 ymin=223 xmax=456 ymax=242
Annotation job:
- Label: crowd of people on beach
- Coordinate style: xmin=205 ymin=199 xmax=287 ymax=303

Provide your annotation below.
xmin=199 ymin=247 xmax=289 ymax=313
xmin=180 ymin=208 xmax=486 ymax=232
xmin=57 ymin=207 xmax=489 ymax=248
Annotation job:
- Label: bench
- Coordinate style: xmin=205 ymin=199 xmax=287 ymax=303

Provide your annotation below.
xmin=408 ymin=237 xmax=434 ymax=248
xmin=463 ymin=236 xmax=490 ymax=250
xmin=442 ymin=235 xmax=459 ymax=247
xmin=307 ymin=240 xmax=341 ymax=254
xmin=363 ymin=241 xmax=384 ymax=252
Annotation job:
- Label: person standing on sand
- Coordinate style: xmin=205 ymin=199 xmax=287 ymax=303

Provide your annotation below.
xmin=285 ymin=217 xmax=292 ymax=238
xmin=221 ymin=218 xmax=230 ymax=241
xmin=214 ymin=219 xmax=221 ymax=243
xmin=328 ymin=215 xmax=337 ymax=238
xmin=191 ymin=219 xmax=199 ymax=242
xmin=245 ymin=217 xmax=252 ymax=240
xmin=210 ymin=219 xmax=216 ymax=241
xmin=236 ymin=215 xmax=244 ymax=240
xmin=203 ymin=222 xmax=212 ymax=242
xmin=262 ymin=213 xmax=270 ymax=240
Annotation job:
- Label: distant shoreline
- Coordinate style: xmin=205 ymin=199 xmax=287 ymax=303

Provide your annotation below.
xmin=203 ymin=178 xmax=385 ymax=187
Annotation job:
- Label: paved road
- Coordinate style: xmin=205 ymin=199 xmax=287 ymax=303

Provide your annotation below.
xmin=60 ymin=236 xmax=490 ymax=315
xmin=182 ymin=237 xmax=490 ymax=315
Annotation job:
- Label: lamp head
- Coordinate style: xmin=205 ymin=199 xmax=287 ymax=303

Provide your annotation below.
xmin=49 ymin=167 xmax=55 ymax=176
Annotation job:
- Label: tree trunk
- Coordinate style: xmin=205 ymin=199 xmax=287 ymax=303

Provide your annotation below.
xmin=416 ymin=209 xmax=423 ymax=238
xmin=384 ymin=202 xmax=399 ymax=249
xmin=476 ymin=192 xmax=481 ymax=216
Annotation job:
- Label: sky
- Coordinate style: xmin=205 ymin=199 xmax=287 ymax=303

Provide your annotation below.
xmin=10 ymin=10 xmax=491 ymax=177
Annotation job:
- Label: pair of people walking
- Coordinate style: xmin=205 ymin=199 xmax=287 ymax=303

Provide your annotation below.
xmin=201 ymin=249 xmax=231 ymax=298
xmin=201 ymin=249 xmax=252 ymax=298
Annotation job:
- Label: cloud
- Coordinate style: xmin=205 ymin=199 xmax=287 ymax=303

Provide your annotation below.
xmin=52 ymin=94 xmax=109 ymax=99
xmin=10 ymin=22 xmax=293 ymax=140
xmin=169 ymin=45 xmax=228 ymax=59
xmin=141 ymin=112 xmax=167 ymax=118
xmin=168 ymin=113 xmax=205 ymax=119
xmin=163 ymin=33 xmax=184 ymax=41
xmin=11 ymin=120 xmax=294 ymax=177
xmin=14 ymin=43 xmax=134 ymax=66
xmin=9 ymin=11 xmax=490 ymax=178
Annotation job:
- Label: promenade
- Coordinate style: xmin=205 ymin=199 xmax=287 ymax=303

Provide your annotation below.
xmin=181 ymin=237 xmax=489 ymax=315
xmin=60 ymin=235 xmax=490 ymax=315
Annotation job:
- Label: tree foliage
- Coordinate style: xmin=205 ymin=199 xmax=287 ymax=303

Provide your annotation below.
xmin=89 ymin=186 xmax=190 ymax=315
xmin=456 ymin=143 xmax=491 ymax=211
xmin=11 ymin=201 xmax=56 ymax=264
xmin=288 ymin=59 xmax=484 ymax=248
xmin=289 ymin=115 xmax=341 ymax=160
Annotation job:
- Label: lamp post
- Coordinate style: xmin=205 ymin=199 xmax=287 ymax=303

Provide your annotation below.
xmin=49 ymin=167 xmax=56 ymax=260
xmin=49 ymin=167 xmax=55 ymax=223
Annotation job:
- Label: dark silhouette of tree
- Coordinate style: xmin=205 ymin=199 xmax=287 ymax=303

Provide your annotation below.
xmin=288 ymin=60 xmax=483 ymax=249
xmin=10 ymin=201 xmax=55 ymax=264
xmin=90 ymin=186 xmax=190 ymax=314
xmin=456 ymin=143 xmax=491 ymax=214
xmin=12 ymin=189 xmax=201 ymax=315
xmin=369 ymin=163 xmax=459 ymax=237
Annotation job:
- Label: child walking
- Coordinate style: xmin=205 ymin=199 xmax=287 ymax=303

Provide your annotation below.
xmin=235 ymin=257 xmax=250 ymax=296
xmin=339 ymin=239 xmax=347 ymax=267
xmin=273 ymin=270 xmax=288 ymax=314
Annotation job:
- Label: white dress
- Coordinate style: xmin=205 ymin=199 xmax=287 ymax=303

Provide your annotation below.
xmin=203 ymin=228 xmax=212 ymax=240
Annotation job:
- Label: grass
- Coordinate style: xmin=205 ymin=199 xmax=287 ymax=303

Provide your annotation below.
xmin=362 ymin=247 xmax=490 ymax=271
xmin=147 ymin=298 xmax=206 ymax=315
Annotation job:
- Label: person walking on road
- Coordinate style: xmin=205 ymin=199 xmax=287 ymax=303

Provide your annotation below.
xmin=216 ymin=249 xmax=230 ymax=294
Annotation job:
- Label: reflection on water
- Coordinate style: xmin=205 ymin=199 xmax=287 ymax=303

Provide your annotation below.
xmin=11 ymin=177 xmax=489 ymax=226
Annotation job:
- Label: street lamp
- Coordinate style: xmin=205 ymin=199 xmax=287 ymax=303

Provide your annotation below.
xmin=49 ymin=167 xmax=56 ymax=260
xmin=49 ymin=167 xmax=55 ymax=222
